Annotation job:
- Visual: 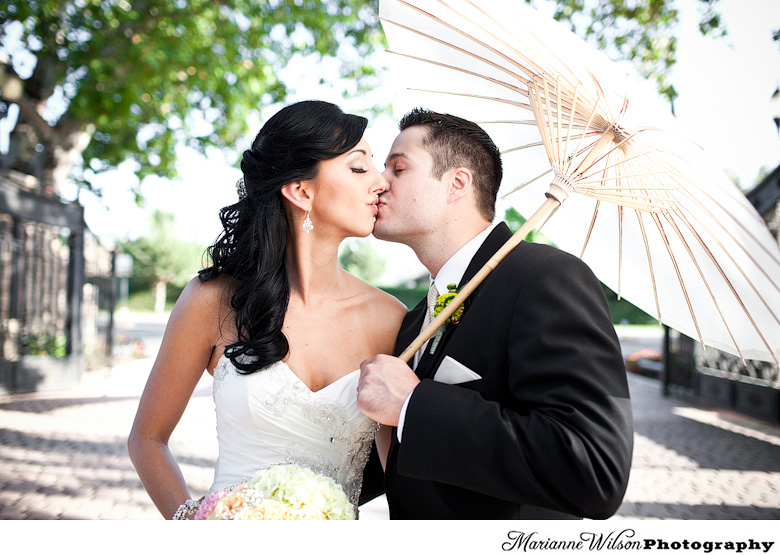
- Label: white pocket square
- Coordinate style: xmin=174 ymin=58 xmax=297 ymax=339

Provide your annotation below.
xmin=433 ymin=356 xmax=482 ymax=385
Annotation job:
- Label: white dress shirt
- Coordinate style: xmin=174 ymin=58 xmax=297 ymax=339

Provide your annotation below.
xmin=397 ymin=222 xmax=498 ymax=441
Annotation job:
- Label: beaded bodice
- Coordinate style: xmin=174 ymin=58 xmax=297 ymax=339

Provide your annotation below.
xmin=210 ymin=355 xmax=379 ymax=509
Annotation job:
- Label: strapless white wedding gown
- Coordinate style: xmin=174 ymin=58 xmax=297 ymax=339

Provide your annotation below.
xmin=209 ymin=355 xmax=379 ymax=510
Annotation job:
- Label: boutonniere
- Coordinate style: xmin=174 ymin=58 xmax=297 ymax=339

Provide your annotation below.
xmin=429 ymin=283 xmax=466 ymax=355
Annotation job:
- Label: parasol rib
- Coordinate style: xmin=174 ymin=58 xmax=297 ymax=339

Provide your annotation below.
xmin=664 ymin=161 xmax=780 ymax=272
xmin=501 ymin=141 xmax=547 ymax=154
xmin=614 ymin=150 xmax=624 ymax=299
xmin=386 ymin=50 xmax=528 ymax=97
xmin=501 ymin=167 xmax=554 ymax=196
xmin=675 ymin=201 xmax=780 ymax=329
xmin=460 ymin=0 xmax=582 ymax=88
xmin=635 ymin=210 xmax=663 ymax=323
xmin=580 ymin=201 xmax=600 ymax=260
xmin=405 ymin=87 xmax=532 ymax=112
xmin=393 ymin=0 xmax=542 ymax=80
xmin=577 ymin=181 xmax=675 ymax=189
xmin=464 ymin=0 xmax=594 ymax=94
xmin=618 ymin=203 xmax=624 ymax=299
xmin=542 ymin=76 xmax=561 ymax=169
xmin=650 ymin=212 xmax=705 ymax=347
xmin=528 ymin=79 xmax=558 ymax=167
xmin=580 ymin=151 xmax=665 ymax=182
xmin=587 ymin=69 xmax=618 ymax=129
xmin=555 ymin=77 xmax=564 ymax=166
xmin=662 ymin=212 xmax=745 ymax=362
xmin=477 ymin=119 xmax=541 ymax=126
xmin=564 ymin=94 xmax=603 ymax=176
xmin=647 ymin=146 xmax=780 ymax=269
xmin=563 ymin=85 xmax=581 ymax=162
xmin=380 ymin=16 xmax=530 ymax=87
xmin=671 ymin=182 xmax=780 ymax=296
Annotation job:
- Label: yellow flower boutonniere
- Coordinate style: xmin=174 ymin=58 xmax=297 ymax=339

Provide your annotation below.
xmin=428 ymin=283 xmax=466 ymax=355
xmin=433 ymin=283 xmax=465 ymax=325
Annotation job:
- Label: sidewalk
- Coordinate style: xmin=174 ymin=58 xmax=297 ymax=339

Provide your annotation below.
xmin=0 ymin=316 xmax=778 ymax=520
xmin=615 ymin=374 xmax=780 ymax=519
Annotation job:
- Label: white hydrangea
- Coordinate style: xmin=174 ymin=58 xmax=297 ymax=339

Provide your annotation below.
xmin=248 ymin=464 xmax=355 ymax=520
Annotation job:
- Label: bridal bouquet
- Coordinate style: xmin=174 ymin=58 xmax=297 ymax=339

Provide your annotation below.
xmin=194 ymin=463 xmax=355 ymax=520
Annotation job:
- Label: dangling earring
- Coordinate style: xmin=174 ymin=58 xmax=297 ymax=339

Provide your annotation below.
xmin=302 ymin=211 xmax=314 ymax=234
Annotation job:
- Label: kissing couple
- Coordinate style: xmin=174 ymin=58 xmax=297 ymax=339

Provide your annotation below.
xmin=129 ymin=99 xmax=633 ymax=520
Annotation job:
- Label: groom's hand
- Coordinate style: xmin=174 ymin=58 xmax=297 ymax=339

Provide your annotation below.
xmin=358 ymin=354 xmax=420 ymax=426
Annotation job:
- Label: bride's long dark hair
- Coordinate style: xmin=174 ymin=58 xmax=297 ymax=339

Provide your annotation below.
xmin=199 ymin=100 xmax=368 ymax=374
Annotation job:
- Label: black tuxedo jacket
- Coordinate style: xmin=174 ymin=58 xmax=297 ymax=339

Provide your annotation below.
xmin=361 ymin=222 xmax=633 ymax=519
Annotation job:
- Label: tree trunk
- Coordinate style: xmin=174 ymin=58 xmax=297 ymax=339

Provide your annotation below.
xmin=0 ymin=112 xmax=93 ymax=196
xmin=46 ymin=118 xmax=96 ymax=193
xmin=153 ymin=280 xmax=167 ymax=314
xmin=0 ymin=53 xmax=91 ymax=196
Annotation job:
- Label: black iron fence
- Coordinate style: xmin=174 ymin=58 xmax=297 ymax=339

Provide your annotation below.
xmin=664 ymin=329 xmax=780 ymax=424
xmin=662 ymin=327 xmax=696 ymax=397
xmin=0 ymin=173 xmax=116 ymax=394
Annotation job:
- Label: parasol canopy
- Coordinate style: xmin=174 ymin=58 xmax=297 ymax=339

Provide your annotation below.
xmin=379 ymin=0 xmax=780 ymax=364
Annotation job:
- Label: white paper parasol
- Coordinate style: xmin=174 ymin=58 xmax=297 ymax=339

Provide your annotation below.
xmin=379 ymin=0 xmax=780 ymax=364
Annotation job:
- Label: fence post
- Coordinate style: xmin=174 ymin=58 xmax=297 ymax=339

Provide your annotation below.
xmin=106 ymin=249 xmax=117 ymax=364
xmin=9 ymin=218 xmax=23 ymax=321
xmin=662 ymin=324 xmax=671 ymax=397
xmin=66 ymin=228 xmax=84 ymax=359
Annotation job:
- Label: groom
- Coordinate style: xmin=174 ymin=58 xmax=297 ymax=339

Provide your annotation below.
xmin=358 ymin=108 xmax=633 ymax=519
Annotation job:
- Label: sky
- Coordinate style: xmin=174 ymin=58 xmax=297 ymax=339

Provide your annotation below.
xmin=11 ymin=0 xmax=780 ymax=286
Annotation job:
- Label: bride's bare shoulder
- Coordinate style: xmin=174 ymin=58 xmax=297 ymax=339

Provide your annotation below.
xmin=160 ymin=274 xmax=240 ymax=353
xmin=178 ymin=273 xmax=234 ymax=310
xmin=342 ymin=272 xmax=407 ymax=343
xmin=168 ymin=274 xmax=237 ymax=336
xmin=344 ymin=271 xmax=405 ymax=308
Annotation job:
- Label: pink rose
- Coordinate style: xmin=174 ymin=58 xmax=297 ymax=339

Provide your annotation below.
xmin=194 ymin=490 xmax=228 ymax=520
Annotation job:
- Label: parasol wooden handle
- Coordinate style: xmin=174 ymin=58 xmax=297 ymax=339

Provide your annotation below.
xmin=398 ymin=192 xmax=563 ymax=364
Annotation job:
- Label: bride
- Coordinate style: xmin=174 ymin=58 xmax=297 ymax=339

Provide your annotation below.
xmin=128 ymin=100 xmax=406 ymax=519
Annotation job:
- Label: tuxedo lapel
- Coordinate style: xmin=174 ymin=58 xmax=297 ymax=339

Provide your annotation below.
xmin=414 ymin=329 xmax=445 ymax=379
xmin=395 ymin=294 xmax=451 ymax=380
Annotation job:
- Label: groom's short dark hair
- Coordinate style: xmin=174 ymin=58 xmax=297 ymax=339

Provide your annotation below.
xmin=399 ymin=108 xmax=502 ymax=221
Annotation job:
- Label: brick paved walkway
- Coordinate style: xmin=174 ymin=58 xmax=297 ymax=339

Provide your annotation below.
xmin=614 ymin=374 xmax=780 ymax=519
xmin=1 ymin=317 xmax=779 ymax=520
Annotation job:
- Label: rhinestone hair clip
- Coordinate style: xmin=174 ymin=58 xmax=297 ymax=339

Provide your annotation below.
xmin=236 ymin=177 xmax=247 ymax=200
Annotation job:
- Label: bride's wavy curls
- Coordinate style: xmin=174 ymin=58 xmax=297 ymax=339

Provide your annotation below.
xmin=199 ymin=100 xmax=368 ymax=374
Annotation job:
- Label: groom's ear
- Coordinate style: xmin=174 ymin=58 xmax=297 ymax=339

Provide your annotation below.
xmin=447 ymin=167 xmax=473 ymax=203
xmin=280 ymin=180 xmax=314 ymax=212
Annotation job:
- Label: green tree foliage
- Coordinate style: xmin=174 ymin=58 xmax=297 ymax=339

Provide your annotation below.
xmin=339 ymin=238 xmax=386 ymax=283
xmin=0 ymin=0 xmax=381 ymax=194
xmin=379 ymin=284 xmax=428 ymax=309
xmin=119 ymin=210 xmax=202 ymax=312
